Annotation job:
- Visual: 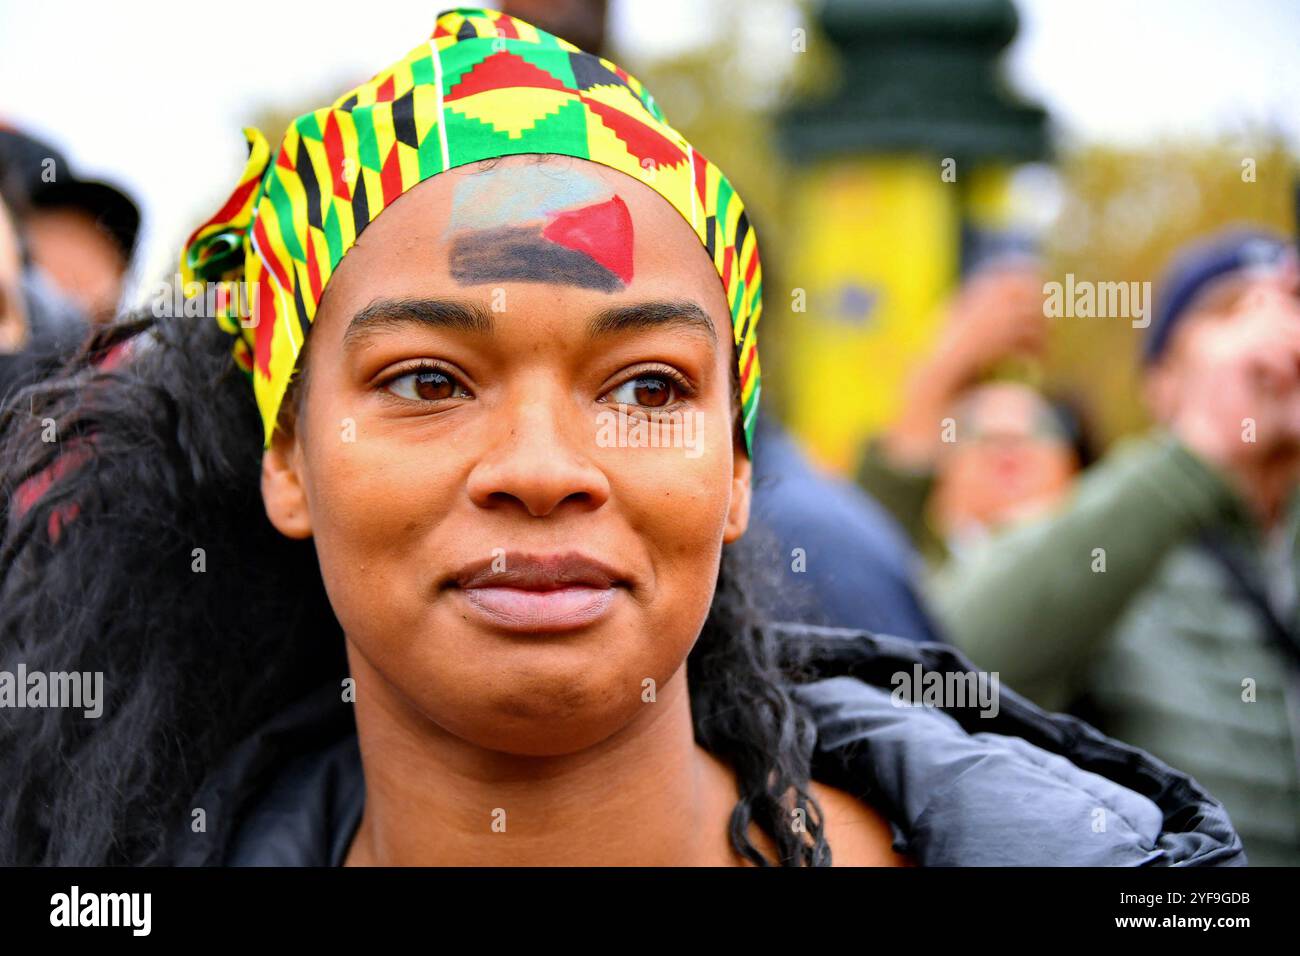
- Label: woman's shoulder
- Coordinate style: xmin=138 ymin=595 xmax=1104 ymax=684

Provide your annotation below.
xmin=807 ymin=779 xmax=911 ymax=866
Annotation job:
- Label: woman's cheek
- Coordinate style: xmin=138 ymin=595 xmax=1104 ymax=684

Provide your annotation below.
xmin=303 ymin=432 xmax=447 ymax=635
xmin=613 ymin=438 xmax=733 ymax=615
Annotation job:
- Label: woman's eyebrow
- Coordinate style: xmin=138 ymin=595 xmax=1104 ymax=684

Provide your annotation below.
xmin=344 ymin=298 xmax=718 ymax=350
xmin=587 ymin=301 xmax=718 ymax=346
xmin=344 ymin=298 xmax=494 ymax=350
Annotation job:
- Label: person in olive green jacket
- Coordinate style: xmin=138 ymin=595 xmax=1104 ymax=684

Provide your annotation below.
xmin=859 ymin=231 xmax=1300 ymax=865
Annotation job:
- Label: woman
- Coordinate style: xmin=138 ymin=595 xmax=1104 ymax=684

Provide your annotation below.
xmin=0 ymin=9 xmax=1241 ymax=866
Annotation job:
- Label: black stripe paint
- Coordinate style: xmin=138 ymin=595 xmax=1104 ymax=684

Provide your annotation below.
xmin=449 ymin=226 xmax=623 ymax=292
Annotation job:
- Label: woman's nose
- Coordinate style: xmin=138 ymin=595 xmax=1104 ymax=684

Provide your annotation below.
xmin=465 ymin=396 xmax=611 ymax=517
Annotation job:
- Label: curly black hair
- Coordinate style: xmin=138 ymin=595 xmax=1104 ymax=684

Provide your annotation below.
xmin=0 ymin=305 xmax=831 ymax=867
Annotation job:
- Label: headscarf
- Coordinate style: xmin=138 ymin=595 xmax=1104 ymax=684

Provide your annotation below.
xmin=180 ymin=6 xmax=762 ymax=453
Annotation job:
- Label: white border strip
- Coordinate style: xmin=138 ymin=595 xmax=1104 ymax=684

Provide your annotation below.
xmin=430 ymin=40 xmax=451 ymax=171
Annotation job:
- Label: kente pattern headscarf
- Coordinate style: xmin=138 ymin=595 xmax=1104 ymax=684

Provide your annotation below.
xmin=181 ymin=6 xmax=762 ymax=453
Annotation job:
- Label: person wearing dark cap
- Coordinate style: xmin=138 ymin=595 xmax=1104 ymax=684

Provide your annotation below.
xmin=927 ymin=227 xmax=1300 ymax=865
xmin=0 ymin=189 xmax=88 ymax=404
xmin=0 ymin=124 xmax=139 ymax=323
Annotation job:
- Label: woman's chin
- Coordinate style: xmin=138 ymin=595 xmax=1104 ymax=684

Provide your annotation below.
xmin=358 ymin=603 xmax=695 ymax=756
xmin=415 ymin=654 xmax=666 ymax=756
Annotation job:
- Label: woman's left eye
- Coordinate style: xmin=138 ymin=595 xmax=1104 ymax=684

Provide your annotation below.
xmin=605 ymin=373 xmax=679 ymax=408
xmin=385 ymin=367 xmax=472 ymax=402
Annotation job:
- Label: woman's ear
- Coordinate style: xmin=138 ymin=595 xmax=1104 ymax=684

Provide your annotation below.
xmin=261 ymin=424 xmax=313 ymax=539
xmin=723 ymin=444 xmax=752 ymax=544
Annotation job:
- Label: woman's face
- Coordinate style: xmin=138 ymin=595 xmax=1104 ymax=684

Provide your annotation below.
xmin=262 ymin=155 xmax=751 ymax=756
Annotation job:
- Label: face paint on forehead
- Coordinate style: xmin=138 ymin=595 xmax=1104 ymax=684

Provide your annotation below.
xmin=445 ymin=165 xmax=609 ymax=234
xmin=445 ymin=166 xmax=635 ymax=292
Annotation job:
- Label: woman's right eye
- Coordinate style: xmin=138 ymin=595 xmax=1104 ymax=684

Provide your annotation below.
xmin=384 ymin=367 xmax=472 ymax=402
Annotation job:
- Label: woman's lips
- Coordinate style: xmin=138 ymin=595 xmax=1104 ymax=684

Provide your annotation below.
xmin=459 ymin=585 xmax=618 ymax=633
xmin=447 ymin=551 xmax=627 ymax=632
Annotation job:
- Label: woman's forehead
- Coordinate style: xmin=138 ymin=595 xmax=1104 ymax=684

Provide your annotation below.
xmin=352 ymin=157 xmax=714 ymax=274
xmin=321 ymin=154 xmax=731 ymax=334
xmin=443 ymin=159 xmax=624 ymax=235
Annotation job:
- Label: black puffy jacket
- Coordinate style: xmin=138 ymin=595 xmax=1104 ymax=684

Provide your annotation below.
xmin=167 ymin=626 xmax=1245 ymax=866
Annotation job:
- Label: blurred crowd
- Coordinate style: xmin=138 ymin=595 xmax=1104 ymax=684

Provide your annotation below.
xmin=2 ymin=3 xmax=1298 ymax=869
xmin=0 ymin=125 xmax=136 ymax=398
xmin=862 ymin=235 xmax=1300 ymax=867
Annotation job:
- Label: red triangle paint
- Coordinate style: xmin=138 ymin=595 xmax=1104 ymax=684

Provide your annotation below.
xmin=541 ymin=196 xmax=634 ymax=286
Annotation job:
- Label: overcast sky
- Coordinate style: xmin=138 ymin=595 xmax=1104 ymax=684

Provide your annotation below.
xmin=2 ymin=0 xmax=1297 ymax=294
